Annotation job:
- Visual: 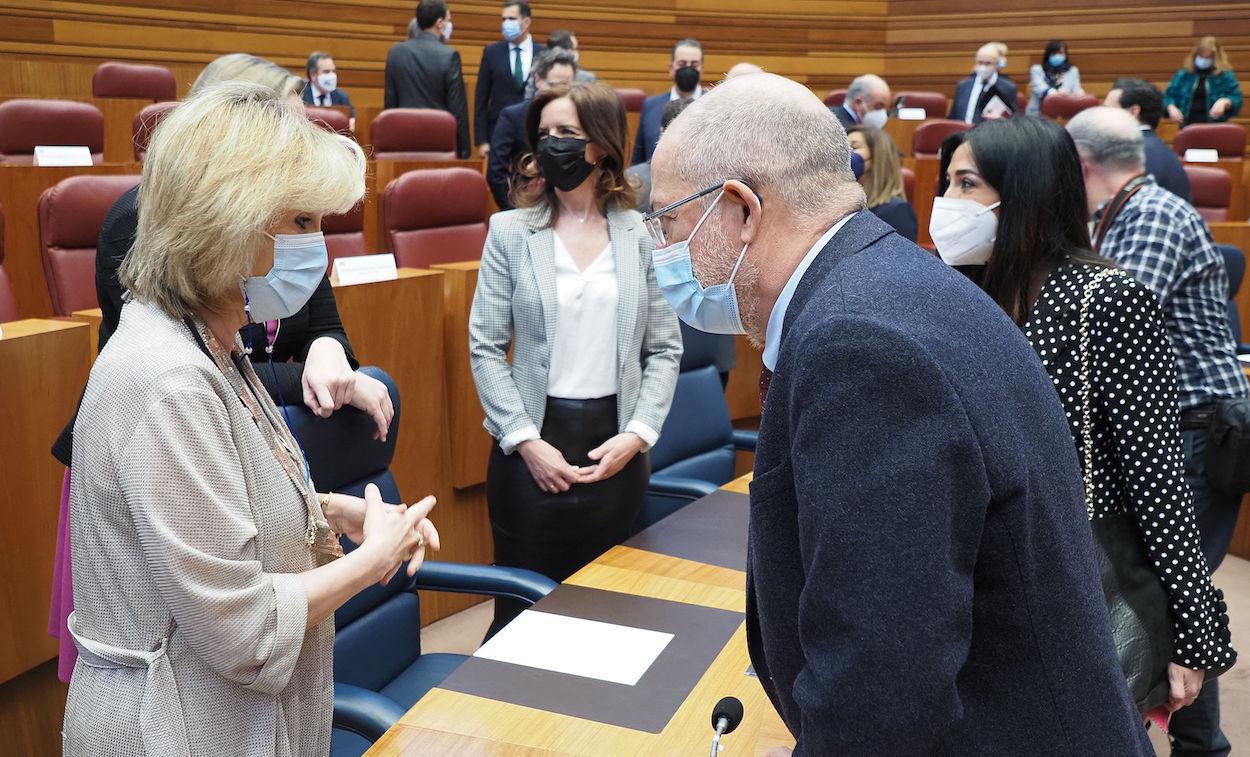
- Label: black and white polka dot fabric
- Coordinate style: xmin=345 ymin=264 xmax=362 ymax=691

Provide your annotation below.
xmin=1023 ymin=260 xmax=1235 ymax=671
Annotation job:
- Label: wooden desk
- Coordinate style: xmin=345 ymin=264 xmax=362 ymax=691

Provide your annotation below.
xmin=0 ymin=163 xmax=141 ymax=319
xmin=1184 ymin=159 xmax=1246 ymax=220
xmin=905 ymin=156 xmax=941 ymax=247
xmin=366 ymin=475 xmax=795 ymax=757
xmin=884 ymin=118 xmax=926 ymax=158
xmin=0 ymin=319 xmax=90 ymax=684
xmin=69 ymin=307 xmax=102 ymax=358
xmin=364 ymin=159 xmax=487 ymax=253
xmin=724 ymin=335 xmax=763 ymax=423
xmin=430 ymin=261 xmax=492 ymax=490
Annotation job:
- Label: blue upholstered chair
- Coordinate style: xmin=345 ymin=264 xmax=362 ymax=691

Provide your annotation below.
xmin=280 ymin=366 xmax=557 ymax=756
xmin=638 ymin=328 xmax=757 ymax=532
xmin=1216 ymin=244 xmax=1248 ymax=354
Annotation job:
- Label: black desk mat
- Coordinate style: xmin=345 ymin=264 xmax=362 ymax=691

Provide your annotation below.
xmin=623 ymin=488 xmax=750 ymax=572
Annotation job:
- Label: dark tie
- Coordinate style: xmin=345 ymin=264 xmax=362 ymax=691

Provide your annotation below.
xmin=512 ymin=46 xmax=524 ymax=87
xmin=759 ymin=366 xmax=773 ymax=407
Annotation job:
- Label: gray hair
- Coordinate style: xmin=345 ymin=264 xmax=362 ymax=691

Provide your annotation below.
xmin=846 ymin=74 xmax=888 ymax=104
xmin=656 ymin=73 xmax=865 ymax=223
xmin=1066 ymin=105 xmax=1146 ymax=172
xmin=192 ymin=53 xmax=303 ymax=98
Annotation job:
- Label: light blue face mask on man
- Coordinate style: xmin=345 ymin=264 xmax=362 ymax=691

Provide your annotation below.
xmin=243 ymin=231 xmax=329 ymax=322
xmin=652 ymin=190 xmax=750 ymax=335
xmin=502 ymin=19 xmax=523 ymax=41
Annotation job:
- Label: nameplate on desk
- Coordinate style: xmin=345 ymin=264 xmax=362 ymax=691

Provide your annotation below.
xmin=897 ymin=107 xmax=927 ymax=121
xmin=331 ymin=253 xmax=397 ymax=286
xmin=33 ymin=145 xmax=93 ymax=166
xmin=1184 ymin=148 xmax=1220 ymax=163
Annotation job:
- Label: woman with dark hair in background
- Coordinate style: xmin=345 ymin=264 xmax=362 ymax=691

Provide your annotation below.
xmin=846 ymin=125 xmax=917 ymax=241
xmin=933 ymin=116 xmax=1235 ymax=722
xmin=1027 ymin=39 xmax=1084 ymax=115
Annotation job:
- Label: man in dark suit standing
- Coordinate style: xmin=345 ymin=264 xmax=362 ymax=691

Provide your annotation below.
xmin=383 ymin=1 xmax=470 ymax=159
xmin=831 ymin=73 xmax=891 ymax=130
xmin=631 ymin=38 xmax=703 ymax=166
xmin=1106 ymin=78 xmax=1193 ymax=202
xmin=474 ymin=1 xmax=545 ymax=160
xmin=950 ymin=43 xmax=1018 ymax=124
xmin=649 ymin=73 xmax=1151 ymax=756
xmin=303 ymin=52 xmax=356 ymax=130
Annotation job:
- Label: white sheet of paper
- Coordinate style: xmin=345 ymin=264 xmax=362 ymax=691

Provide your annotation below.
xmin=473 ymin=610 xmax=674 ymax=686
xmin=33 ymin=145 xmax=92 ymax=166
xmin=331 ymin=253 xmax=398 ymax=286
xmin=897 ymin=107 xmax=927 ymax=121
xmin=1184 ymin=148 xmax=1220 ymax=163
xmin=981 ymin=95 xmax=1009 ymax=120
xmin=1238 ymin=354 xmax=1250 ymax=365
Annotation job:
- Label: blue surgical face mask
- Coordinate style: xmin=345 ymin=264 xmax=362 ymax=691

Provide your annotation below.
xmin=653 ymin=191 xmax=749 ymax=335
xmin=1048 ymin=53 xmax=1067 ymax=68
xmin=243 ymin=231 xmax=328 ymax=322
xmin=1195 ymin=55 xmax=1214 ymax=71
xmin=502 ymin=18 xmax=523 ymax=41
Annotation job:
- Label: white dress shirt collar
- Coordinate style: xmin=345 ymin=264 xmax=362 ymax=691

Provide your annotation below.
xmin=670 ymin=84 xmax=704 ymax=101
xmin=762 ymin=213 xmax=856 ymax=370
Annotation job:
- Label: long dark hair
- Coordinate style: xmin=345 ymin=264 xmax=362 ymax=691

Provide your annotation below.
xmin=937 ymin=116 xmax=1110 ymax=324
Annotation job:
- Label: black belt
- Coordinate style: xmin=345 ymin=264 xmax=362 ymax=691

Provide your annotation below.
xmin=1181 ymin=405 xmax=1216 ymax=431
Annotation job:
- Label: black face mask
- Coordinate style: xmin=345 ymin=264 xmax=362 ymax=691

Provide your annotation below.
xmin=536 ymin=136 xmax=594 ymax=191
xmin=674 ymin=65 xmax=700 ymax=93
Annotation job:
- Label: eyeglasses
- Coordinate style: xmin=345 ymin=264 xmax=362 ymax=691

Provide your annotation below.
xmin=642 ymin=182 xmax=724 ymax=247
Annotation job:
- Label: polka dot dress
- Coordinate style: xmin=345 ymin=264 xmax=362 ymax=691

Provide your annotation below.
xmin=1023 ymin=261 xmax=1235 ymax=671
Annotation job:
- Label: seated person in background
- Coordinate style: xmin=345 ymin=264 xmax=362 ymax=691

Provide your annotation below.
xmin=950 ymin=43 xmax=1018 ymax=124
xmin=628 ymin=97 xmax=692 ymax=212
xmin=726 ymin=61 xmax=763 ymax=77
xmin=833 ymin=73 xmax=891 ymax=130
xmin=1166 ymin=35 xmax=1243 ymax=126
xmin=303 ymin=51 xmax=356 ymax=131
xmin=488 ymin=48 xmax=578 ymax=210
xmin=847 ymin=125 xmax=918 ymax=241
xmin=1105 ymin=77 xmax=1191 ymax=202
xmin=1027 ymin=39 xmax=1083 ymax=116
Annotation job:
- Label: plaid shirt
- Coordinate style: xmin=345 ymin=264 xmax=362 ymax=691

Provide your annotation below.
xmin=1096 ymin=176 xmax=1249 ymax=410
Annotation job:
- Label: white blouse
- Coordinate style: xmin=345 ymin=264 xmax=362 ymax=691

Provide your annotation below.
xmin=547 ymin=233 xmax=619 ymax=399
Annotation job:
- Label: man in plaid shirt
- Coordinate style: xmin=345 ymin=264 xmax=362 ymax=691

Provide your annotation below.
xmin=1070 ymin=106 xmax=1246 ymax=757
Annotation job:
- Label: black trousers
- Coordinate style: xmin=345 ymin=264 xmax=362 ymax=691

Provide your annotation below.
xmin=485 ymin=396 xmax=649 ymax=638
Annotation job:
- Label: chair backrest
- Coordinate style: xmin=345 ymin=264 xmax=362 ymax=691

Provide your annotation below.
xmin=1185 ymin=165 xmax=1233 ymax=222
xmin=1173 ymin=123 xmax=1247 ymax=159
xmin=824 ymin=89 xmax=847 ymax=107
xmin=912 ymin=119 xmax=968 ymax=158
xmin=614 ymin=88 xmax=645 ymax=113
xmin=1016 ymin=91 xmax=1028 ymax=114
xmin=370 ymin=108 xmax=457 ymax=160
xmin=92 ymin=62 xmax=177 ymax=100
xmin=323 ymin=202 xmax=369 ymax=263
xmin=382 ymin=167 xmax=488 ymax=267
xmin=896 ymin=90 xmax=948 ymax=118
xmin=131 ymin=100 xmax=179 ymax=162
xmin=901 ymin=166 xmax=916 ymax=204
xmin=1040 ymin=92 xmax=1099 ymax=120
xmin=38 ymin=174 xmax=141 ymax=315
xmin=306 ymin=106 xmax=352 ymax=136
xmin=0 ymin=99 xmax=104 ymax=164
xmin=649 ymin=364 xmax=736 ymax=484
xmin=1216 ymin=244 xmax=1245 ymax=346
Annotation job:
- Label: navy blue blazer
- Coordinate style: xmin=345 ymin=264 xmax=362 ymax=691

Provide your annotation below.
xmin=948 ymin=75 xmax=1018 ymax=124
xmin=487 ymin=99 xmax=530 ymax=210
xmin=1143 ymin=127 xmax=1192 ymax=203
xmin=631 ymin=92 xmax=670 ymax=166
xmin=474 ymin=39 xmax=545 ymax=147
xmin=868 ymin=196 xmax=917 ymax=242
xmin=832 ymin=104 xmax=858 ymax=129
xmin=746 ymin=210 xmax=1151 ymax=755
xmin=303 ymin=85 xmax=355 ymax=118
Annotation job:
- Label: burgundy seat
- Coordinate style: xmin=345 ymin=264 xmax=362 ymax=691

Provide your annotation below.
xmin=896 ymin=91 xmax=948 ymax=118
xmin=382 ymin=168 xmax=488 ymax=267
xmin=0 ymin=99 xmax=104 ymax=165
xmin=1185 ymin=165 xmax=1233 ymax=222
xmin=132 ymin=100 xmax=179 ymax=162
xmin=1174 ymin=123 xmax=1247 ymax=159
xmin=38 ymin=175 xmax=141 ymax=315
xmin=92 ymin=62 xmax=177 ymax=101
xmin=824 ymin=89 xmax=847 ymax=107
xmin=1040 ymin=92 xmax=1099 ymax=120
xmin=911 ymin=119 xmax=968 ymax=159
xmin=323 ymin=202 xmax=368 ymax=263
xmin=306 ymin=106 xmax=352 ymax=136
xmin=370 ymin=109 xmax=457 ymax=160
xmin=901 ymin=166 xmax=916 ymax=205
xmin=0 ymin=202 xmax=14 ymax=322
xmin=1016 ymin=91 xmax=1028 ymax=114
xmin=615 ymin=89 xmax=645 ymax=113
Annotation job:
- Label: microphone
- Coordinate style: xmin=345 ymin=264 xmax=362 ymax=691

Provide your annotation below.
xmin=709 ymin=696 xmax=743 ymax=756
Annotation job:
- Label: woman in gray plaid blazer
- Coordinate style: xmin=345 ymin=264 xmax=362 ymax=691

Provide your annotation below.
xmin=470 ymin=82 xmax=682 ymax=635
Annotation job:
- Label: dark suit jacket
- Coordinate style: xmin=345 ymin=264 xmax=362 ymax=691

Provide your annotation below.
xmin=746 ymin=210 xmax=1151 ymax=755
xmin=869 ymin=196 xmax=918 ymax=242
xmin=487 ymin=99 xmax=530 ymax=210
xmin=631 ymin=93 xmax=670 ymax=166
xmin=302 ymin=85 xmax=355 ymax=117
xmin=1143 ymin=127 xmax=1192 ymax=203
xmin=832 ymin=104 xmax=858 ymax=129
xmin=949 ymin=75 xmax=1018 ymax=124
xmin=384 ymin=33 xmax=471 ymax=159
xmin=474 ymin=39 xmax=545 ymax=147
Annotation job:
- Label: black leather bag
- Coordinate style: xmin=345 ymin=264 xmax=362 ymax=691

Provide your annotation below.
xmin=1079 ymin=270 xmax=1172 ymax=713
xmin=1205 ymin=397 xmax=1250 ymax=494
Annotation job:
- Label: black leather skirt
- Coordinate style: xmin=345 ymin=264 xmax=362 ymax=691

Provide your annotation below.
xmin=485 ymin=395 xmax=649 ymax=634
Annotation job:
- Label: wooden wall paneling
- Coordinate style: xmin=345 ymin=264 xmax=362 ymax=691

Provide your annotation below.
xmin=1208 ymin=222 xmax=1250 ymax=342
xmin=724 ymin=334 xmax=763 ymax=422
xmin=0 ymin=319 xmax=91 ymax=684
xmin=431 ymin=262 xmax=491 ymax=490
xmin=0 ymin=660 xmax=67 ymax=757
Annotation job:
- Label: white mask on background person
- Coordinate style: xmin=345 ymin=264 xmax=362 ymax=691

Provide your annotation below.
xmin=862 ymin=108 xmax=888 ymax=129
xmin=316 ymin=72 xmax=337 ymax=93
xmin=930 ymin=197 xmax=1001 ymax=266
xmin=441 ymin=20 xmax=453 ymax=41
xmin=975 ymin=64 xmax=996 ymax=82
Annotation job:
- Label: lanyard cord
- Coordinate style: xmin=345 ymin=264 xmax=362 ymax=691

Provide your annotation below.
xmin=1092 ymin=174 xmax=1148 ymax=253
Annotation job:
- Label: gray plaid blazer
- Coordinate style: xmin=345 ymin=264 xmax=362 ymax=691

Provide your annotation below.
xmin=469 ymin=204 xmax=682 ymax=449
